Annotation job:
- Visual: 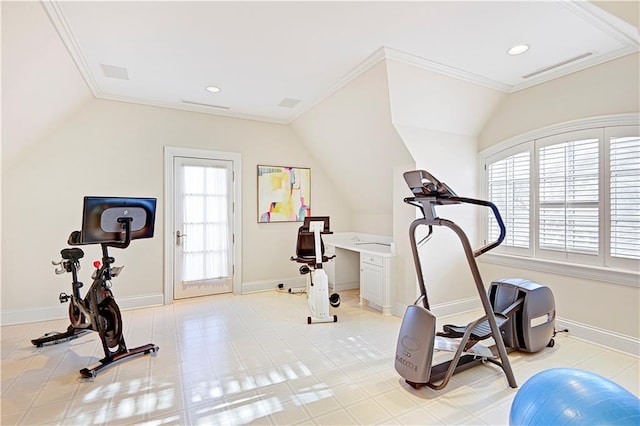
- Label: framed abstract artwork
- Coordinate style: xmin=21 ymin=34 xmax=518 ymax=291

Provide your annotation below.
xmin=257 ymin=165 xmax=310 ymax=223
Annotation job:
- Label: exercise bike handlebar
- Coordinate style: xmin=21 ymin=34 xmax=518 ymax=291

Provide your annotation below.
xmin=67 ymin=217 xmax=133 ymax=249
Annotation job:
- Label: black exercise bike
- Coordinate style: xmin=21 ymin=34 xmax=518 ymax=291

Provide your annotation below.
xmin=32 ymin=197 xmax=159 ymax=378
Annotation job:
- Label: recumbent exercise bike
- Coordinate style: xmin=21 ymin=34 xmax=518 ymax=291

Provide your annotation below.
xmin=290 ymin=216 xmax=341 ymax=324
xmin=32 ymin=197 xmax=159 ymax=378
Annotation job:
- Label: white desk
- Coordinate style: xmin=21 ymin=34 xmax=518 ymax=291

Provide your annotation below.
xmin=324 ymin=233 xmax=395 ymax=315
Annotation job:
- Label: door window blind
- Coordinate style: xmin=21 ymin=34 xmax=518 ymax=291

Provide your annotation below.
xmin=182 ymin=164 xmax=232 ymax=282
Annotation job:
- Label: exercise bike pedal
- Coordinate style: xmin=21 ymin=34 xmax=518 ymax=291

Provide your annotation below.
xmin=59 ymin=292 xmax=71 ymax=303
xmin=438 ymin=314 xmax=509 ymax=341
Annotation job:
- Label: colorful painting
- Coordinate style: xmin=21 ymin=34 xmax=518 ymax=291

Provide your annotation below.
xmin=258 ymin=165 xmax=310 ymax=223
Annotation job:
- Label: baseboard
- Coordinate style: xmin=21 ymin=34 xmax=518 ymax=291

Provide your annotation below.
xmin=392 ymin=297 xmax=481 ymax=319
xmin=432 ymin=297 xmax=482 ymax=319
xmin=0 ymin=293 xmax=164 ymax=326
xmin=332 ymin=281 xmax=359 ymax=292
xmin=242 ymin=276 xmax=306 ymax=294
xmin=5 ymin=290 xmax=637 ymax=356
xmin=556 ymin=317 xmax=640 ymax=357
xmin=392 ymin=299 xmax=638 ymax=356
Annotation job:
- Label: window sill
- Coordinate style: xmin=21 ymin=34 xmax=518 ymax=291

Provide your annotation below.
xmin=479 ymin=253 xmax=639 ymax=288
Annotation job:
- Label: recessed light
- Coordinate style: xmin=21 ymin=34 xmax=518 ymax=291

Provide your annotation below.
xmin=205 ymin=85 xmax=221 ymax=93
xmin=507 ymin=44 xmax=529 ymax=55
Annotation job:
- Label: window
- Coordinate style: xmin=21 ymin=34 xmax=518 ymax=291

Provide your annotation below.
xmin=537 ymin=130 xmax=601 ymax=263
xmin=608 ymin=130 xmax=640 ymax=268
xmin=180 ymin=162 xmax=233 ymax=283
xmin=482 ymin=120 xmax=639 ymax=277
xmin=487 ymin=149 xmax=531 ymax=254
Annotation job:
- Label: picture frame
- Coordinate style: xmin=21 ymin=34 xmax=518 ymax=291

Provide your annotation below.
xmin=257 ymin=165 xmax=310 ymax=223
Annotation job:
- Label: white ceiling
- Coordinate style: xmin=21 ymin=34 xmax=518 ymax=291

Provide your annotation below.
xmin=44 ymin=1 xmax=638 ymax=124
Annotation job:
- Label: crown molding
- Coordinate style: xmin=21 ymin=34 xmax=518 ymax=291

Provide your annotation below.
xmin=509 ymin=46 xmax=638 ymax=93
xmin=40 ymin=0 xmax=100 ymax=97
xmin=382 ymin=47 xmax=512 ymax=93
xmin=286 ymin=47 xmax=388 ymax=124
xmin=287 ymin=45 xmax=513 ymax=125
xmin=97 ymin=94 xmax=289 ymax=125
xmin=560 ymin=1 xmax=639 ymax=48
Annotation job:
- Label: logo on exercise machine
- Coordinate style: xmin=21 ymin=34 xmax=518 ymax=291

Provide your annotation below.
xmin=395 ymin=353 xmax=418 ymax=372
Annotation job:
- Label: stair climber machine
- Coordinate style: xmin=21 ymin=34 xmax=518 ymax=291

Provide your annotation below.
xmin=290 ymin=216 xmax=341 ymax=324
xmin=395 ymin=171 xmax=556 ymax=390
xmin=32 ymin=197 xmax=159 ymax=378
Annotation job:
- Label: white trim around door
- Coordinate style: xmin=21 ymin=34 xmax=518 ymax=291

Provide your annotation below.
xmin=164 ymin=146 xmax=242 ymax=303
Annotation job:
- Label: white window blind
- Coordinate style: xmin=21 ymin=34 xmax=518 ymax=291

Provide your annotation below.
xmin=487 ymin=152 xmax=530 ymax=248
xmin=539 ymin=138 xmax=599 ymax=255
xmin=610 ymin=136 xmax=640 ymax=260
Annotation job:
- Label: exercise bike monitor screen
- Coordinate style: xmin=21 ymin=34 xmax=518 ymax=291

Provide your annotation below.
xmin=303 ymin=216 xmax=330 ymax=233
xmin=81 ymin=196 xmax=157 ymax=244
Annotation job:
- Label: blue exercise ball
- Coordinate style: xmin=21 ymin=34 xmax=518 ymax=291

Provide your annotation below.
xmin=510 ymin=368 xmax=640 ymax=425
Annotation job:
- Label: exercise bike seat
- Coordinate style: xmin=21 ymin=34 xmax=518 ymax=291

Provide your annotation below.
xmin=290 ymin=254 xmax=335 ymax=265
xmin=61 ymin=248 xmax=85 ymax=261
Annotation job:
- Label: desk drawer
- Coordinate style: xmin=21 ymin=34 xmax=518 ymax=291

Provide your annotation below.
xmin=361 ymin=253 xmax=383 ymax=267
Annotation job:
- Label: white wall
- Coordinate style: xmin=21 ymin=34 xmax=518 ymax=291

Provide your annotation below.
xmin=386 ymin=60 xmax=505 ymax=136
xmin=291 ymin=61 xmax=420 ymax=316
xmin=478 ymin=53 xmax=640 ymax=349
xmin=386 ymin=60 xmax=505 ymax=310
xmin=1 ymin=1 xmax=92 ymax=170
xmin=291 ymin=61 xmax=413 ymax=236
xmin=1 ymin=99 xmax=350 ymax=324
xmin=480 ymin=52 xmax=640 ymax=149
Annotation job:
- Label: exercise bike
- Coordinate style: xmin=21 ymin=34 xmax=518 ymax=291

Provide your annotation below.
xmin=290 ymin=216 xmax=341 ymax=324
xmin=395 ymin=170 xmax=555 ymax=390
xmin=32 ymin=196 xmax=159 ymax=378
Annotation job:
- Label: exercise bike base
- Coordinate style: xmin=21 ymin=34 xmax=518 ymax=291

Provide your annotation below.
xmin=79 ymin=343 xmax=159 ymax=378
xmin=307 ymin=315 xmax=338 ymax=324
xmin=31 ymin=326 xmax=91 ymax=347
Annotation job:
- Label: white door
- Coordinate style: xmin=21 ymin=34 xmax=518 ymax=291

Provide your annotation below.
xmin=173 ymin=156 xmax=234 ymax=299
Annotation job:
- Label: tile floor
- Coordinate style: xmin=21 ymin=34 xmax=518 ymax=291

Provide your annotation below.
xmin=1 ymin=289 xmax=638 ymax=425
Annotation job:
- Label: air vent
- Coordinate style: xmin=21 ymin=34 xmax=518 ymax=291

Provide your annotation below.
xmin=182 ymin=100 xmax=230 ymax=110
xmin=278 ymin=98 xmax=301 ymax=108
xmin=522 ymin=52 xmax=594 ymax=79
xmin=101 ymin=64 xmax=129 ymax=80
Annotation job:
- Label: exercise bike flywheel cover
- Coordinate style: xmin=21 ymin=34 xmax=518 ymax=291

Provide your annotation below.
xmin=329 ymin=293 xmax=341 ymax=308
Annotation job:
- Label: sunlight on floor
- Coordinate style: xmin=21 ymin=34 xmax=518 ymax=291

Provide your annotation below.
xmin=2 ymin=290 xmax=638 ymax=425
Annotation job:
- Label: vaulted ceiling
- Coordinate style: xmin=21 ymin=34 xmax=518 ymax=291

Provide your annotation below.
xmin=39 ymin=1 xmax=639 ymax=123
xmin=2 ymin=1 xmax=638 ymax=169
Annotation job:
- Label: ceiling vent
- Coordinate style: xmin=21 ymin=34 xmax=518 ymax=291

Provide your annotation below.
xmin=522 ymin=52 xmax=594 ymax=79
xmin=278 ymin=98 xmax=301 ymax=108
xmin=182 ymin=100 xmax=230 ymax=110
xmin=101 ymin=64 xmax=129 ymax=80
